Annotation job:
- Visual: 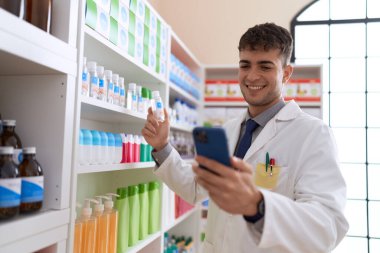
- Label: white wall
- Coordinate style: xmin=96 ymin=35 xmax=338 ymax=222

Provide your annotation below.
xmin=149 ymin=0 xmax=313 ymax=65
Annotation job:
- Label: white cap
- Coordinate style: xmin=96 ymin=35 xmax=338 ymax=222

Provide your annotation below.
xmin=112 ymin=73 xmax=119 ymax=83
xmin=87 ymin=61 xmax=97 ymax=71
xmin=134 ymin=135 xmax=141 ymax=144
xmin=127 ymin=134 xmax=135 ymax=143
xmin=0 ymin=146 xmax=14 ymax=155
xmin=137 ymin=85 xmax=142 ymax=94
xmin=96 ymin=66 xmax=104 ymax=74
xmin=104 ymin=70 xmax=113 ymax=79
xmin=128 ymin=83 xmax=136 ymax=90
xmin=118 ymin=77 xmax=124 ymax=85
xmin=94 ymin=196 xmax=105 ymax=213
xmin=2 ymin=120 xmax=16 ymax=126
xmin=152 ymin=90 xmax=160 ymax=98
xmin=104 ymin=193 xmax=119 ymax=210
xmin=82 ymin=198 xmax=98 ymax=218
xmin=22 ymin=147 xmax=36 ymax=154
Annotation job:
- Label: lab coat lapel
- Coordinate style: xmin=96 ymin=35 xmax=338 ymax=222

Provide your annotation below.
xmin=226 ymin=111 xmax=246 ymax=157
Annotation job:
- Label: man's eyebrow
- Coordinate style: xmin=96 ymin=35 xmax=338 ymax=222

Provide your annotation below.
xmin=257 ymin=60 xmax=275 ymax=65
xmin=239 ymin=60 xmax=250 ymax=64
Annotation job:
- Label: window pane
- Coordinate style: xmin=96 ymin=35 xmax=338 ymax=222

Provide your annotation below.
xmin=368 ymin=164 xmax=380 ymax=200
xmin=331 ymin=24 xmax=366 ymax=58
xmin=341 ymin=163 xmax=366 ymax=199
xmin=369 ymin=201 xmax=380 ymax=237
xmin=330 ymin=93 xmax=365 ymax=127
xmin=332 ymin=128 xmax=366 ymax=163
xmin=332 ymin=237 xmax=368 ymax=253
xmin=330 ymin=58 xmax=365 ymax=92
xmin=370 ymin=239 xmax=380 ymax=252
xmin=368 ymin=128 xmax=380 ymax=163
xmin=367 ymin=23 xmax=380 ymax=56
xmin=322 ymin=93 xmax=330 ymax=124
xmin=368 ymin=93 xmax=380 ymax=127
xmin=368 ymin=0 xmax=380 ymax=18
xmin=331 ymin=0 xmax=366 ymax=20
xmin=345 ymin=200 xmax=368 ymax=236
xmin=295 ymin=25 xmax=329 ymax=58
xmin=367 ymin=57 xmax=380 ymax=92
xmin=297 ymin=0 xmax=329 ymax=21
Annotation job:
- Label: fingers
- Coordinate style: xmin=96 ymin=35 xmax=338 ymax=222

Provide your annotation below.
xmin=195 ymin=155 xmax=234 ymax=177
xmin=230 ymin=156 xmax=252 ymax=174
xmin=163 ymin=108 xmax=170 ymax=123
xmin=193 ymin=165 xmax=223 ymax=189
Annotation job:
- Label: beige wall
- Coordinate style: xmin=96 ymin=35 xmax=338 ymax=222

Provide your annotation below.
xmin=149 ymin=0 xmax=313 ymax=65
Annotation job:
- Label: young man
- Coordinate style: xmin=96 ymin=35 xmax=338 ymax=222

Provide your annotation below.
xmin=142 ymin=23 xmax=348 ymax=253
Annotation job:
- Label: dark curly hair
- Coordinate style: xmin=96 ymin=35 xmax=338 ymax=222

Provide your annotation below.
xmin=238 ymin=23 xmax=293 ymax=66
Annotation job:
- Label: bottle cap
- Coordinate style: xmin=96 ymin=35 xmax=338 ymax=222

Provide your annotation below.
xmin=148 ymin=181 xmax=160 ymax=191
xmin=152 ymin=90 xmax=160 ymax=98
xmin=87 ymin=61 xmax=97 ymax=71
xmin=99 ymin=131 xmax=108 ymax=146
xmin=94 ymin=196 xmax=105 ymax=213
xmin=137 ymin=85 xmax=142 ymax=94
xmin=22 ymin=147 xmax=36 ymax=154
xmin=2 ymin=120 xmax=16 ymax=126
xmin=116 ymin=187 xmax=128 ymax=199
xmin=138 ymin=183 xmax=148 ymax=194
xmin=134 ymin=135 xmax=141 ymax=144
xmin=128 ymin=83 xmax=136 ymax=90
xmin=0 ymin=146 xmax=14 ymax=155
xmin=91 ymin=130 xmax=101 ymax=146
xmin=104 ymin=193 xmax=119 ymax=210
xmin=82 ymin=198 xmax=98 ymax=217
xmin=112 ymin=73 xmax=119 ymax=83
xmin=148 ymin=89 xmax=152 ymax=99
xmin=104 ymin=70 xmax=113 ymax=79
xmin=96 ymin=66 xmax=104 ymax=75
xmin=82 ymin=129 xmax=93 ymax=146
xmin=128 ymin=185 xmax=138 ymax=197
xmin=141 ymin=87 xmax=149 ymax=98
xmin=106 ymin=132 xmax=115 ymax=146
xmin=114 ymin=133 xmax=123 ymax=147
xmin=118 ymin=77 xmax=124 ymax=85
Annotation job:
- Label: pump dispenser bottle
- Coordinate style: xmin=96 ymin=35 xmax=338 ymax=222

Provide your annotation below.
xmin=94 ymin=196 xmax=109 ymax=253
xmin=80 ymin=198 xmax=98 ymax=253
xmin=105 ymin=193 xmax=119 ymax=253
xmin=116 ymin=187 xmax=129 ymax=253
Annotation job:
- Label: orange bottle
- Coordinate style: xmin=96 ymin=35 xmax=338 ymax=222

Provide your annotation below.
xmin=105 ymin=193 xmax=119 ymax=253
xmin=74 ymin=217 xmax=83 ymax=253
xmin=80 ymin=199 xmax=98 ymax=253
xmin=94 ymin=196 xmax=109 ymax=253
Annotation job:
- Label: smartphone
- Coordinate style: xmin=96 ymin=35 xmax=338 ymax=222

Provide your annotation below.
xmin=192 ymin=127 xmax=231 ymax=172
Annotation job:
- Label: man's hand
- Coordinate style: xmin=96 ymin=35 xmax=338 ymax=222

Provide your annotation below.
xmin=193 ymin=156 xmax=263 ymax=216
xmin=141 ymin=107 xmax=170 ymax=151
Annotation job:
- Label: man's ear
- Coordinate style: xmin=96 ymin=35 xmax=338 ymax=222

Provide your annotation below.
xmin=282 ymin=64 xmax=293 ymax=84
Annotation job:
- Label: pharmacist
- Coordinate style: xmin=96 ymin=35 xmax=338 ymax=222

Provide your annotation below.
xmin=142 ymin=23 xmax=348 ymax=253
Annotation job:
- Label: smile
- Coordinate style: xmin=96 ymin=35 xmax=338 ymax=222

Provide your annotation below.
xmin=246 ymin=85 xmax=264 ymax=90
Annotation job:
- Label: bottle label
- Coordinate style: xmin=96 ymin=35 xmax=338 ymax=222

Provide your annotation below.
xmin=21 ymin=176 xmax=44 ymax=203
xmin=0 ymin=178 xmax=21 ymax=208
xmin=156 ymin=101 xmax=162 ymax=109
xmin=99 ymin=79 xmax=105 ymax=89
xmin=90 ymin=76 xmax=99 ymax=97
xmin=13 ymin=149 xmax=23 ymax=165
xmin=81 ymin=73 xmax=89 ymax=95
xmin=82 ymin=72 xmax=88 ymax=82
xmin=120 ymin=88 xmax=125 ymax=96
xmin=114 ymin=86 xmax=120 ymax=94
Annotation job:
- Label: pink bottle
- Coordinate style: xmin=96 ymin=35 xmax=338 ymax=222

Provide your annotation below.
xmin=133 ymin=135 xmax=141 ymax=163
xmin=121 ymin=133 xmax=127 ymax=163
xmin=126 ymin=134 xmax=134 ymax=163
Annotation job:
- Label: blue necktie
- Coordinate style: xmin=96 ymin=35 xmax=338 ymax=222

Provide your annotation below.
xmin=235 ymin=119 xmax=259 ymax=159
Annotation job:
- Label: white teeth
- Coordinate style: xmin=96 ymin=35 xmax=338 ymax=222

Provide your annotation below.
xmin=247 ymin=86 xmax=264 ymax=90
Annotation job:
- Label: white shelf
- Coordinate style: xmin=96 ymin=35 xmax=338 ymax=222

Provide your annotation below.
xmin=126 ymin=231 xmax=161 ymax=253
xmin=171 ymin=122 xmax=194 ymax=133
xmin=0 ymin=209 xmax=70 ymax=252
xmin=164 ymin=207 xmax=198 ymax=232
xmin=84 ymin=26 xmax=166 ymax=84
xmin=76 ymin=162 xmax=156 ymax=174
xmin=169 ymin=81 xmax=201 ymax=107
xmin=81 ymin=96 xmax=147 ymax=124
xmin=204 ymin=101 xmax=247 ymax=107
xmin=0 ymin=9 xmax=76 ymax=76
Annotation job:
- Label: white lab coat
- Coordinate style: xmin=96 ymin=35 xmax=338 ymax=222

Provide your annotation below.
xmin=154 ymin=100 xmax=349 ymax=253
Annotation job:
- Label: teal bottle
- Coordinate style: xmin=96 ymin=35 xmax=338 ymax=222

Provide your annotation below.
xmin=128 ymin=185 xmax=140 ymax=246
xmin=148 ymin=181 xmax=160 ymax=234
xmin=115 ymin=187 xmax=129 ymax=253
xmin=138 ymin=183 xmax=149 ymax=240
xmin=140 ymin=137 xmax=148 ymax=162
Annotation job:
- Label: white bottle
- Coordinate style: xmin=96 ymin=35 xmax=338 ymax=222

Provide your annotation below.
xmin=91 ymin=130 xmax=101 ymax=165
xmin=97 ymin=66 xmax=106 ymax=101
xmin=128 ymin=83 xmax=137 ymax=112
xmin=119 ymin=77 xmax=126 ymax=107
xmin=79 ymin=129 xmax=85 ymax=165
xmin=137 ymin=85 xmax=144 ymax=113
xmin=81 ymin=57 xmax=90 ymax=96
xmin=106 ymin=132 xmax=115 ymax=165
xmin=87 ymin=61 xmax=99 ymax=98
xmin=99 ymin=131 xmax=108 ymax=165
xmin=114 ymin=133 xmax=123 ymax=164
xmin=152 ymin=90 xmax=165 ymax=122
xmin=105 ymin=70 xmax=114 ymax=104
xmin=81 ymin=129 xmax=93 ymax=165
xmin=112 ymin=74 xmax=120 ymax=106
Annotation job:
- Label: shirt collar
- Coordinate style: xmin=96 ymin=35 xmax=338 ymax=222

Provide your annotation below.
xmin=243 ymin=99 xmax=286 ymax=127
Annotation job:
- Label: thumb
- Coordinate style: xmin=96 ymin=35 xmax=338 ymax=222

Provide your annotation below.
xmin=231 ymin=156 xmax=252 ymax=173
xmin=163 ymin=108 xmax=170 ymax=123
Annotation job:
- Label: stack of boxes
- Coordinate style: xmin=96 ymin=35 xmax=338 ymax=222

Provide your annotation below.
xmin=85 ymin=0 xmax=169 ymax=78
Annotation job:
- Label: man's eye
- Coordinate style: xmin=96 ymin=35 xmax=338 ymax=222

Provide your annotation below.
xmin=261 ymin=66 xmax=271 ymax=71
xmin=239 ymin=65 xmax=249 ymax=69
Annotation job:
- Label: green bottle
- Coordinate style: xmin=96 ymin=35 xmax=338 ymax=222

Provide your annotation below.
xmin=140 ymin=137 xmax=148 ymax=162
xmin=128 ymin=185 xmax=140 ymax=246
xmin=148 ymin=181 xmax=160 ymax=234
xmin=115 ymin=187 xmax=129 ymax=253
xmin=138 ymin=183 xmax=149 ymax=240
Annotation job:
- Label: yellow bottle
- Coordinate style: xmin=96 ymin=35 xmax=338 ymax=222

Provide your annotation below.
xmin=80 ymin=199 xmax=98 ymax=253
xmin=94 ymin=196 xmax=109 ymax=253
xmin=105 ymin=193 xmax=119 ymax=253
xmin=74 ymin=215 xmax=83 ymax=253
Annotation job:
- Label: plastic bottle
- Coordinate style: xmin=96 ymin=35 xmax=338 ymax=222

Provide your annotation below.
xmin=152 ymin=91 xmax=165 ymax=122
xmin=79 ymin=129 xmax=85 ymax=165
xmin=0 ymin=119 xmax=23 ymax=165
xmin=119 ymin=77 xmax=126 ymax=107
xmin=128 ymin=185 xmax=140 ymax=246
xmin=114 ymin=133 xmax=123 ymax=164
xmin=138 ymin=183 xmax=149 ymax=240
xmin=97 ymin=66 xmax=106 ymax=101
xmin=126 ymin=134 xmax=134 ymax=163
xmin=140 ymin=137 xmax=148 ymax=162
xmin=81 ymin=57 xmax=90 ymax=96
xmin=105 ymin=193 xmax=119 ymax=253
xmin=128 ymin=83 xmax=137 ymax=111
xmin=148 ymin=181 xmax=160 ymax=234
xmin=115 ymin=187 xmax=129 ymax=253
xmin=19 ymin=147 xmax=44 ymax=213
xmin=112 ymin=74 xmax=120 ymax=106
xmin=141 ymin=87 xmax=149 ymax=115
xmin=91 ymin=130 xmax=101 ymax=165
xmin=99 ymin=131 xmax=108 ymax=165
xmin=94 ymin=196 xmax=109 ymax=253
xmin=80 ymin=198 xmax=98 ymax=253
xmin=106 ymin=132 xmax=115 ymax=165
xmin=134 ymin=135 xmax=141 ymax=163
xmin=0 ymin=146 xmax=21 ymax=220
xmin=82 ymin=129 xmax=93 ymax=165
xmin=121 ymin=133 xmax=127 ymax=163
xmin=88 ymin=61 xmax=99 ymax=99
xmin=74 ymin=213 xmax=83 ymax=253
xmin=137 ymin=85 xmax=144 ymax=113
xmin=105 ymin=70 xmax=114 ymax=104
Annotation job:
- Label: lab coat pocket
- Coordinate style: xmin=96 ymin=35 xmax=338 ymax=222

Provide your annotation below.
xmin=202 ymin=240 xmax=214 ymax=253
xmin=254 ymin=163 xmax=289 ymax=192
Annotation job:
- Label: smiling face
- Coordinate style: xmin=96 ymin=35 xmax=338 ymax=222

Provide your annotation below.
xmin=238 ymin=48 xmax=293 ymax=117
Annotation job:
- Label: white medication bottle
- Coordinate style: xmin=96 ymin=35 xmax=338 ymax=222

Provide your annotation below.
xmin=97 ymin=66 xmax=106 ymax=101
xmin=104 ymin=70 xmax=114 ymax=104
xmin=106 ymin=132 xmax=115 ymax=164
xmin=99 ymin=131 xmax=108 ymax=165
xmin=112 ymin=74 xmax=120 ymax=106
xmin=90 ymin=130 xmax=101 ymax=165
xmin=128 ymin=83 xmax=137 ymax=112
xmin=87 ymin=61 xmax=99 ymax=99
xmin=119 ymin=77 xmax=126 ymax=107
xmin=137 ymin=85 xmax=144 ymax=113
xmin=114 ymin=133 xmax=123 ymax=164
xmin=81 ymin=129 xmax=92 ymax=165
xmin=81 ymin=57 xmax=90 ymax=96
xmin=152 ymin=91 xmax=165 ymax=122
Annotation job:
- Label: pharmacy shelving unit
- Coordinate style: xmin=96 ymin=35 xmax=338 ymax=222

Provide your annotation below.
xmin=0 ymin=2 xmax=78 ymax=252
xmin=68 ymin=1 xmax=203 ymax=253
